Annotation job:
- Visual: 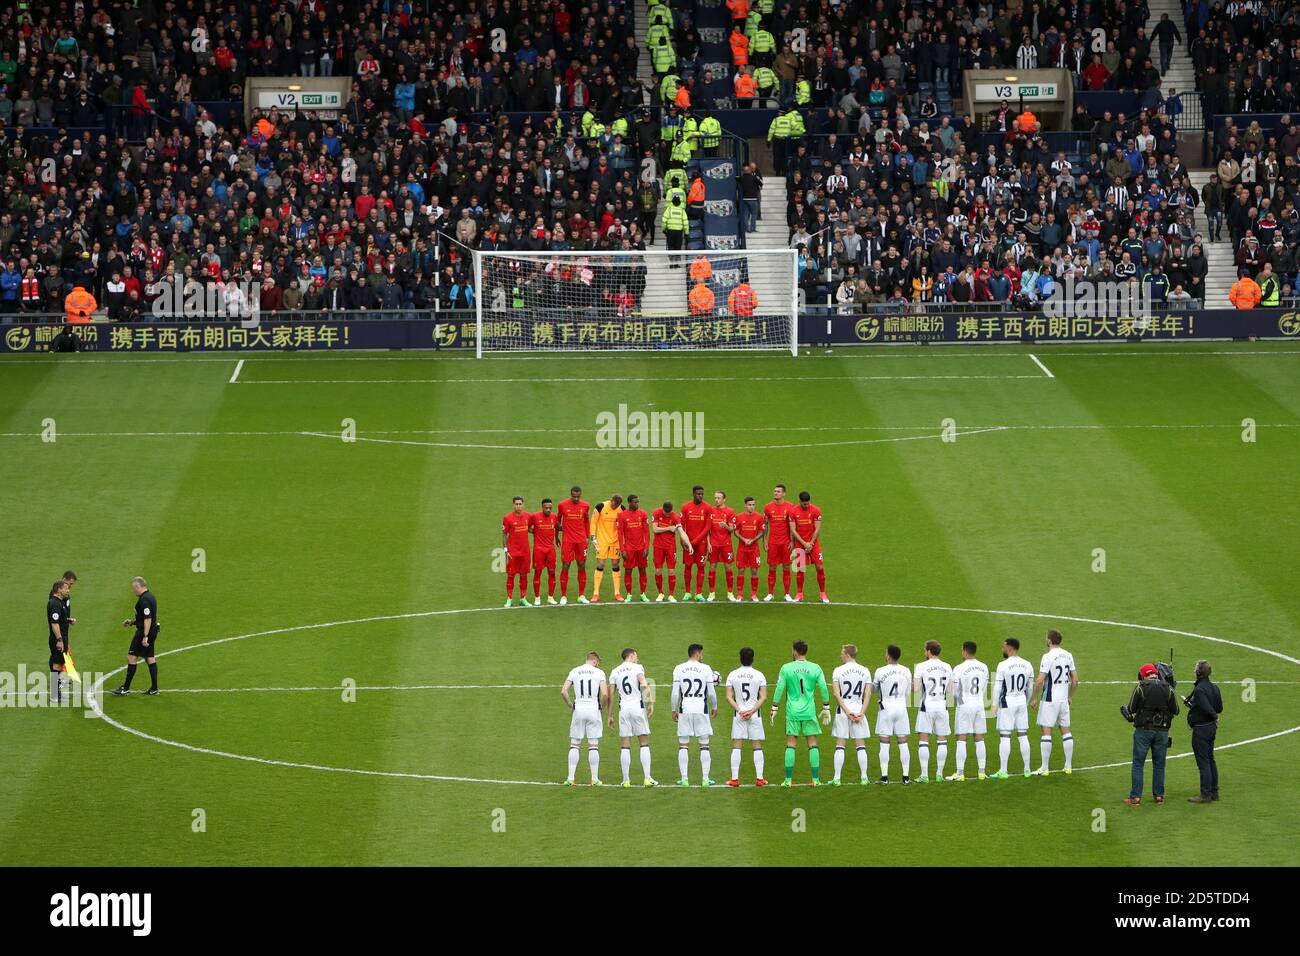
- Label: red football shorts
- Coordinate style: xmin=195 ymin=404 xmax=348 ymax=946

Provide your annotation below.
xmin=532 ymin=548 xmax=556 ymax=571
xmin=506 ymin=552 xmax=531 ymax=575
xmin=623 ymin=548 xmax=648 ymax=569
xmin=708 ymin=544 xmax=733 ymax=564
xmin=766 ymin=541 xmax=792 ymax=566
xmin=653 ymin=545 xmax=677 ymax=569
xmin=683 ymin=544 xmax=706 ymax=567
xmin=791 ymin=542 xmax=823 ymax=568
xmin=736 ymin=545 xmax=761 ymax=569
xmin=560 ymin=538 xmax=588 ymax=563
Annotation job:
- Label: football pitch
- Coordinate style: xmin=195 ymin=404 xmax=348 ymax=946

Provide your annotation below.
xmin=1 ymin=342 xmax=1297 ymax=867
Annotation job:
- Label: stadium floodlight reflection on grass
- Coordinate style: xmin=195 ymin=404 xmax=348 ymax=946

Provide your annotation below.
xmin=474 ymin=249 xmax=799 ymax=356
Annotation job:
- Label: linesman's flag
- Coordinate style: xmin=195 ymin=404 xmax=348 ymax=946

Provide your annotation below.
xmin=62 ymin=651 xmax=81 ymax=684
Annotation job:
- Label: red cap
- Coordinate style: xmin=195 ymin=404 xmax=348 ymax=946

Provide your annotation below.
xmin=1139 ymin=663 xmax=1158 ymax=679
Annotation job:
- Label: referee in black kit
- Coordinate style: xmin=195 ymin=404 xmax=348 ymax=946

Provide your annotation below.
xmin=48 ymin=579 xmax=70 ymax=703
xmin=112 ymin=577 xmax=161 ymax=696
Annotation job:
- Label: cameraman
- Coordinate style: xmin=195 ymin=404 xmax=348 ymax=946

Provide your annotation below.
xmin=1186 ymin=660 xmax=1223 ymax=804
xmin=1124 ymin=663 xmax=1179 ymax=806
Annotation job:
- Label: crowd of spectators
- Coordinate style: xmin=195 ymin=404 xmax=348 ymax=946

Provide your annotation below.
xmin=781 ymin=102 xmax=1210 ymax=309
xmin=2 ymin=0 xmax=1293 ymax=318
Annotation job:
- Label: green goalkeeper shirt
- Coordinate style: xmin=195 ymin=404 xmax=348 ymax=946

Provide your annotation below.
xmin=773 ymin=659 xmax=828 ymax=720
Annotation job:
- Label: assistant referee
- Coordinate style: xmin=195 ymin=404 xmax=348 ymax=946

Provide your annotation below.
xmin=112 ymin=576 xmax=161 ymax=696
xmin=48 ymin=579 xmax=70 ymax=703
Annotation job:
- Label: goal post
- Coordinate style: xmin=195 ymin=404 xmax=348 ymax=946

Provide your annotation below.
xmin=474 ymin=248 xmax=799 ymax=356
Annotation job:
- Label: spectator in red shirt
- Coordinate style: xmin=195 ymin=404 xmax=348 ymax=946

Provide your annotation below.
xmin=1084 ymin=55 xmax=1112 ymax=91
xmin=354 ymin=186 xmax=376 ymax=220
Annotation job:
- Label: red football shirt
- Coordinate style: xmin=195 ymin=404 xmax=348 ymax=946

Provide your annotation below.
xmin=502 ymin=512 xmax=532 ymax=557
xmin=530 ymin=511 xmax=558 ymax=551
xmin=707 ymin=506 xmax=736 ymax=548
xmin=680 ymin=501 xmax=713 ymax=547
xmin=791 ymin=503 xmax=822 ymax=544
xmin=616 ymin=508 xmax=651 ymax=551
xmin=556 ymin=498 xmax=590 ymax=544
xmin=734 ymin=511 xmax=766 ymax=545
xmin=764 ymin=500 xmax=795 ymax=543
xmin=651 ymin=509 xmax=682 ymax=548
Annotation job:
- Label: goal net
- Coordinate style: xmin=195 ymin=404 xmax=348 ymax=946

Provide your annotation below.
xmin=474 ymin=249 xmax=798 ymax=356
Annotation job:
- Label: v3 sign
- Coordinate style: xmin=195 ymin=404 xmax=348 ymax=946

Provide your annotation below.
xmin=973 ymin=82 xmax=1060 ymax=102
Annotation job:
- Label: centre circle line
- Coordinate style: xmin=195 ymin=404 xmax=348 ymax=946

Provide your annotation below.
xmin=85 ymin=602 xmax=1300 ymax=787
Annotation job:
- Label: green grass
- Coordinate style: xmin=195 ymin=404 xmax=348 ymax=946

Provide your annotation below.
xmin=1 ymin=342 xmax=1297 ymax=866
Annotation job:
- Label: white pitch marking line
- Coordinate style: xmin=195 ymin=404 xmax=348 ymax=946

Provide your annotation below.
xmin=229 ymin=359 xmax=244 ymax=384
xmin=296 ymin=426 xmax=1012 ymax=453
xmin=238 ymin=374 xmax=1052 ymax=385
xmin=4 ymin=348 xmax=1300 ymax=366
xmin=0 ymin=423 xmax=1297 ymax=440
xmin=1029 ymin=353 xmax=1055 ymax=379
xmin=83 ymin=601 xmax=1300 ymax=788
xmin=75 ymin=677 xmax=1296 ymax=696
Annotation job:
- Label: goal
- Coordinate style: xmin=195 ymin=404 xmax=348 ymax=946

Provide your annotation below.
xmin=474 ymin=248 xmax=799 ymax=356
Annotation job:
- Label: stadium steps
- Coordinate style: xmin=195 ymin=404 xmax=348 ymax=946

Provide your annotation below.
xmin=739 ymin=176 xmax=793 ymax=315
xmin=749 ymin=176 xmax=789 ymax=252
xmin=1146 ymin=0 xmax=1197 ymax=100
xmin=1187 ymin=170 xmax=1238 ymax=308
xmin=635 ymin=4 xmax=651 ymax=105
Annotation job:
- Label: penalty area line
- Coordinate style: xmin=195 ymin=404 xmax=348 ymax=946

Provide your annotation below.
xmin=229 ymin=359 xmax=244 ymax=384
xmin=1029 ymin=354 xmax=1055 ymax=379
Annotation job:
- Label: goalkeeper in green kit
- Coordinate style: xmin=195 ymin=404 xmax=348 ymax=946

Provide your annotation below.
xmin=769 ymin=640 xmax=832 ymax=786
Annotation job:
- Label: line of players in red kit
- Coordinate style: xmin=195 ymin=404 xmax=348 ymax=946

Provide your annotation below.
xmin=500 ymin=483 xmax=828 ymax=607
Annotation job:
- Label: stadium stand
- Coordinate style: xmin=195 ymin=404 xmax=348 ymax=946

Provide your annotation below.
xmin=1 ymin=0 xmax=1295 ymax=319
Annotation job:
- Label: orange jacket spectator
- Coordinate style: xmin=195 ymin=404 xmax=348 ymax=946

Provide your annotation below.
xmin=735 ymin=70 xmax=757 ymax=100
xmin=675 ymin=86 xmax=691 ymax=109
xmin=728 ymin=283 xmax=758 ymax=316
xmin=689 ymin=254 xmax=712 ymax=281
xmin=730 ymin=29 xmax=749 ymax=66
xmin=726 ymin=0 xmax=751 ymax=21
xmin=1229 ymin=275 xmax=1262 ymax=309
xmin=688 ymin=282 xmax=716 ymax=315
xmin=688 ymin=178 xmax=706 ymax=205
xmin=64 ymin=287 xmax=97 ymax=323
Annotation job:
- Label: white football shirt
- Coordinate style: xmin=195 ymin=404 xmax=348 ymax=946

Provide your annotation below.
xmin=831 ymin=662 xmax=872 ymax=716
xmin=673 ymin=659 xmax=715 ymax=715
xmin=873 ymin=663 xmax=912 ymax=710
xmin=914 ymin=658 xmax=954 ymax=709
xmin=609 ymin=661 xmax=647 ymax=713
xmin=725 ymin=666 xmax=767 ymax=712
xmin=1039 ymin=647 xmax=1077 ymax=703
xmin=566 ymin=664 xmax=606 ymax=713
xmin=952 ymin=658 xmax=990 ymax=708
xmin=994 ymin=656 xmax=1035 ymax=706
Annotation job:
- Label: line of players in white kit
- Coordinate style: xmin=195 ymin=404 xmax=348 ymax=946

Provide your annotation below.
xmin=560 ymin=628 xmax=1078 ymax=786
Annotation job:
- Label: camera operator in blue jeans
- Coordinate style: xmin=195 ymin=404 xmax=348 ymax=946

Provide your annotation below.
xmin=1123 ymin=663 xmax=1179 ymax=806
